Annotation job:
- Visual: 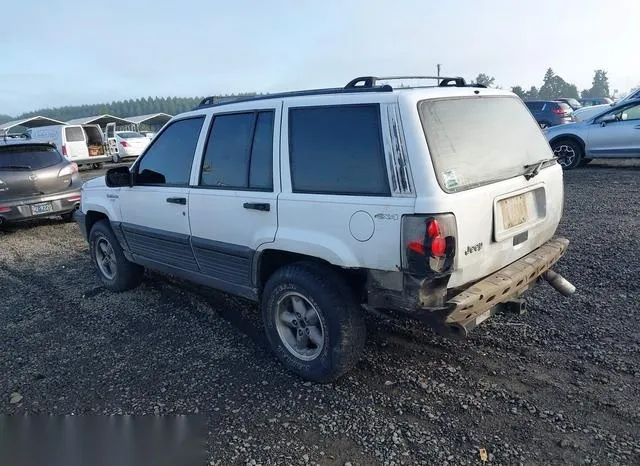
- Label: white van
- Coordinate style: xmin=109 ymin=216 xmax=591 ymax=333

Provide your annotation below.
xmin=28 ymin=124 xmax=111 ymax=168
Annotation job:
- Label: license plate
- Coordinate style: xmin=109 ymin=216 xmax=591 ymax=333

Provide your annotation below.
xmin=500 ymin=194 xmax=528 ymax=229
xmin=31 ymin=202 xmax=54 ymax=215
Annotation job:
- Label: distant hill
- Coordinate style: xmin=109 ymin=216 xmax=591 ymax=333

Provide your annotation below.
xmin=5 ymin=94 xmax=259 ymax=123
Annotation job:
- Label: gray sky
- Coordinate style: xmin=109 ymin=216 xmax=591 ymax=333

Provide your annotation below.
xmin=1 ymin=0 xmax=638 ymax=115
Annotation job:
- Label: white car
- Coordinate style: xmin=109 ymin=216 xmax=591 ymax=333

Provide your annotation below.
xmin=112 ymin=131 xmax=150 ymax=163
xmin=573 ymin=88 xmax=640 ymax=122
xmin=77 ymin=75 xmax=573 ymax=382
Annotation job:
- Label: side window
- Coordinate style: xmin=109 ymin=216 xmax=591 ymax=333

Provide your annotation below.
xmin=135 ymin=116 xmax=204 ymax=186
xmin=65 ymin=127 xmax=85 ymax=142
xmin=200 ymin=110 xmax=274 ymax=190
xmin=289 ymin=104 xmax=389 ymax=196
xmin=618 ymin=103 xmax=640 ymax=121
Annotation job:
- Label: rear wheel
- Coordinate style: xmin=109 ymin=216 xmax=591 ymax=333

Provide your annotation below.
xmin=551 ymin=139 xmax=583 ymax=170
xmin=89 ymin=220 xmax=144 ymax=291
xmin=112 ymin=153 xmax=121 ymax=163
xmin=91 ymin=163 xmax=103 ymax=169
xmin=261 ymin=262 xmax=366 ymax=383
xmin=61 ymin=211 xmax=75 ymax=222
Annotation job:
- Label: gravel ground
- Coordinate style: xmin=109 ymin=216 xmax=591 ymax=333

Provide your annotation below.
xmin=1 ymin=160 xmax=639 ymax=465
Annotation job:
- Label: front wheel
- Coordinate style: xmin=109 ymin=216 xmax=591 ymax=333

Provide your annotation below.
xmin=261 ymin=262 xmax=366 ymax=383
xmin=89 ymin=220 xmax=144 ymax=291
xmin=551 ymin=139 xmax=583 ymax=170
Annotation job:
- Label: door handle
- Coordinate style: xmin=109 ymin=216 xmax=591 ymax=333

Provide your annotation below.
xmin=243 ymin=202 xmax=270 ymax=212
xmin=166 ymin=197 xmax=187 ymax=205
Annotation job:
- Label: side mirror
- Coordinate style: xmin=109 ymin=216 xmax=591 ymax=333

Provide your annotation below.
xmin=105 ymin=165 xmax=132 ymax=187
xmin=599 ymin=114 xmax=618 ymax=126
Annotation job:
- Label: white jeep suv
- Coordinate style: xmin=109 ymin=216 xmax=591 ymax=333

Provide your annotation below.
xmin=77 ymin=76 xmax=573 ymax=382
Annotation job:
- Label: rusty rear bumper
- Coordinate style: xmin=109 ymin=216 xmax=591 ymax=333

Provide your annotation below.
xmin=444 ymin=237 xmax=570 ymax=335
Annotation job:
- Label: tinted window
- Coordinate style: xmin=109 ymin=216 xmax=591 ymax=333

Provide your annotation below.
xmin=525 ymin=102 xmax=544 ymax=111
xmin=200 ymin=111 xmax=274 ymax=190
xmin=289 ymin=105 xmax=388 ymax=195
xmin=0 ymin=145 xmax=62 ymax=170
xmin=557 ymin=102 xmax=573 ymax=113
xmin=136 ymin=117 xmax=204 ymax=185
xmin=65 ymin=127 xmax=85 ymax=142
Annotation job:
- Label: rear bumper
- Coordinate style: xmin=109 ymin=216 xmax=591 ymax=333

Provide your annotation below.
xmin=367 ymin=237 xmax=570 ymax=335
xmin=0 ymin=189 xmax=81 ymax=223
xmin=443 ymin=237 xmax=569 ymax=335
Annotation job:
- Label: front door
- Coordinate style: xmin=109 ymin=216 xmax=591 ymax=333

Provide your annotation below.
xmin=188 ymin=104 xmax=281 ymax=290
xmin=118 ymin=115 xmax=207 ymax=272
xmin=105 ymin=122 xmax=117 ymax=156
xmin=587 ymin=102 xmax=640 ymax=157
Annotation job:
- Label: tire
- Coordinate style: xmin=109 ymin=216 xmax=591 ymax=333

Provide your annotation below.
xmin=112 ymin=153 xmax=121 ymax=163
xmin=89 ymin=220 xmax=144 ymax=291
xmin=261 ymin=262 xmax=366 ymax=383
xmin=61 ymin=211 xmax=75 ymax=222
xmin=551 ymin=138 xmax=583 ymax=170
xmin=92 ymin=163 xmax=103 ymax=169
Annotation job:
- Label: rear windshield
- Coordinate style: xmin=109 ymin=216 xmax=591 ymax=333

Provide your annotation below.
xmin=418 ymin=96 xmax=553 ymax=192
xmin=0 ymin=145 xmax=62 ymax=170
xmin=525 ymin=101 xmax=544 ymax=111
xmin=118 ymin=131 xmax=144 ymax=139
xmin=65 ymin=126 xmax=85 ymax=142
xmin=557 ymin=102 xmax=573 ymax=113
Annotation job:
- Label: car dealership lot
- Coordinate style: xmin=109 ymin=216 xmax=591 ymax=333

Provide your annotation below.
xmin=1 ymin=160 xmax=639 ymax=465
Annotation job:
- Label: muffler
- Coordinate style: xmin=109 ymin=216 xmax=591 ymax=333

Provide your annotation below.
xmin=542 ymin=269 xmax=576 ymax=297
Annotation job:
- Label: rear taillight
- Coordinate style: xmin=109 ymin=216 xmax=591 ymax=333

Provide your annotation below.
xmin=58 ymin=163 xmax=78 ymax=177
xmin=0 ymin=206 xmax=11 ymax=213
xmin=551 ymin=107 xmax=565 ymax=115
xmin=402 ymin=214 xmax=457 ymax=276
xmin=61 ymin=144 xmax=67 ymax=156
xmin=120 ymin=140 xmax=128 ymax=147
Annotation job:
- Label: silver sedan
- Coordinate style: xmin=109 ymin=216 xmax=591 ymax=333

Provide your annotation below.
xmin=545 ymin=99 xmax=640 ymax=169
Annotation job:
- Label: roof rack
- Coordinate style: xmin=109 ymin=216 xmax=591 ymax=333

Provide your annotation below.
xmin=194 ymin=74 xmax=484 ymax=110
xmin=345 ymin=75 xmax=484 ymax=88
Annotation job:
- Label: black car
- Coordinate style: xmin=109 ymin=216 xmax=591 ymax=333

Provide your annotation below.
xmin=0 ymin=141 xmax=82 ymax=225
xmin=524 ymin=100 xmax=574 ymax=128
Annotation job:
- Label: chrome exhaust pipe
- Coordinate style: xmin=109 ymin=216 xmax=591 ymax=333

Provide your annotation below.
xmin=542 ymin=270 xmax=576 ymax=297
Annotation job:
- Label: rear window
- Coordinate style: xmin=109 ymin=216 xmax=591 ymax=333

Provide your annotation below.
xmin=418 ymin=96 xmax=552 ymax=192
xmin=65 ymin=126 xmax=85 ymax=142
xmin=525 ymin=102 xmax=544 ymax=111
xmin=557 ymin=102 xmax=573 ymax=113
xmin=118 ymin=132 xmax=144 ymax=139
xmin=0 ymin=145 xmax=63 ymax=170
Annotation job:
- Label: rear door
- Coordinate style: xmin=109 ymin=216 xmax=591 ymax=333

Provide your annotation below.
xmin=587 ymin=102 xmax=640 ymax=157
xmin=117 ymin=116 xmax=207 ymax=271
xmin=63 ymin=126 xmax=89 ymax=160
xmin=188 ymin=104 xmax=280 ymax=291
xmin=415 ymin=95 xmax=564 ymax=287
xmin=105 ymin=123 xmax=117 ymax=155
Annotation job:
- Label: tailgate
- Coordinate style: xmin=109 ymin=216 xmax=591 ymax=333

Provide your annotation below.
xmin=443 ymin=165 xmax=564 ymax=288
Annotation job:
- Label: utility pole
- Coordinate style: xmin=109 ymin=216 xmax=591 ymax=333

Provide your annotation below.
xmin=437 ymin=64 xmax=441 ymax=83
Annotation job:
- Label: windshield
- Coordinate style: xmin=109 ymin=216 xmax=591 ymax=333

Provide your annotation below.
xmin=418 ymin=96 xmax=553 ymax=192
xmin=118 ymin=132 xmax=145 ymax=139
xmin=0 ymin=144 xmax=62 ymax=169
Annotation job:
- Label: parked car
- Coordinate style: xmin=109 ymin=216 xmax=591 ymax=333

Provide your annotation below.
xmin=112 ymin=131 xmax=150 ymax=163
xmin=27 ymin=124 xmax=109 ymax=168
xmin=557 ymin=98 xmax=582 ymax=110
xmin=0 ymin=141 xmax=81 ymax=225
xmin=580 ymin=97 xmax=613 ymax=107
xmin=545 ymin=99 xmax=640 ymax=169
xmin=573 ymin=89 xmax=640 ymax=122
xmin=524 ymin=100 xmax=574 ymax=128
xmin=77 ymin=75 xmax=573 ymax=382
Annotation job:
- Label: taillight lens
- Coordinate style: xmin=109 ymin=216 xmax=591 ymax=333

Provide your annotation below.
xmin=551 ymin=107 xmax=564 ymax=115
xmin=61 ymin=144 xmax=67 ymax=156
xmin=120 ymin=140 xmax=128 ymax=147
xmin=58 ymin=163 xmax=78 ymax=177
xmin=402 ymin=214 xmax=457 ymax=276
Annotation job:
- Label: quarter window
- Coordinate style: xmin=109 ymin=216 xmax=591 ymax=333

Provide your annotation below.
xmin=135 ymin=116 xmax=204 ymax=186
xmin=288 ymin=104 xmax=389 ymax=195
xmin=200 ymin=110 xmax=275 ymax=190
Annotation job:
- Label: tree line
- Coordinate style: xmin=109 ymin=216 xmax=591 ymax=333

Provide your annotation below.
xmin=475 ymin=68 xmax=614 ymax=100
xmin=0 ymin=94 xmax=257 ymax=125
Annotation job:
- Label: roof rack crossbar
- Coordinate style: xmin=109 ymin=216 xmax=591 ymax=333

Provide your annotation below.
xmin=345 ymin=75 xmax=469 ymax=89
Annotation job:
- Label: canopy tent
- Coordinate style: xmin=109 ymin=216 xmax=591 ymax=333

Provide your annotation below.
xmin=0 ymin=116 xmax=66 ymax=135
xmin=126 ymin=113 xmax=172 ymax=131
xmin=66 ymin=114 xmax=133 ymax=129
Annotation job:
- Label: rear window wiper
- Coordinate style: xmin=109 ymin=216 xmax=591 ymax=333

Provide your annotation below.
xmin=0 ymin=164 xmax=32 ymax=170
xmin=523 ymin=157 xmax=557 ymax=180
